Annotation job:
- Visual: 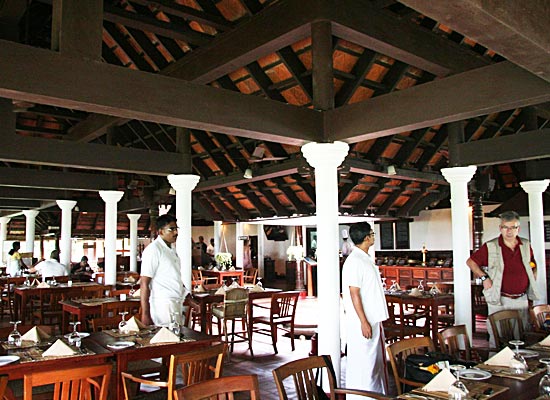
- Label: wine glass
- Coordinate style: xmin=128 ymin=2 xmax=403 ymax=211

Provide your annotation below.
xmin=381 ymin=277 xmax=387 ymax=291
xmin=417 ymin=280 xmax=424 ymax=292
xmin=510 ymin=339 xmax=528 ymax=374
xmin=448 ymin=365 xmax=469 ymax=400
xmin=118 ymin=311 xmax=129 ymax=334
xmin=256 ymin=276 xmax=263 ymax=288
xmin=389 ymin=280 xmax=397 ymax=293
xmin=230 ymin=277 xmax=239 ymax=288
xmin=8 ymin=320 xmax=22 ymax=347
xmin=430 ymin=283 xmax=439 ymax=296
xmin=539 ymin=358 xmax=550 ymax=397
xmin=169 ymin=312 xmax=181 ymax=336
xmin=68 ymin=321 xmax=81 ymax=348
xmin=129 ymin=283 xmax=136 ymax=297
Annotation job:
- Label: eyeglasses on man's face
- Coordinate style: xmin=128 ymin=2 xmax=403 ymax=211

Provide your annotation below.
xmin=164 ymin=226 xmax=179 ymax=232
xmin=369 ymin=232 xmax=375 ymax=237
xmin=500 ymin=225 xmax=519 ymax=231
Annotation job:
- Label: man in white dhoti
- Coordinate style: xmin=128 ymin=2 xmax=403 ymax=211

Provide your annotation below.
xmin=140 ymin=214 xmax=189 ymax=327
xmin=342 ymin=222 xmax=389 ymax=397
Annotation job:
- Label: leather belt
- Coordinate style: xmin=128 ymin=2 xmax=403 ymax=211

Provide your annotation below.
xmin=501 ymin=292 xmax=526 ymax=299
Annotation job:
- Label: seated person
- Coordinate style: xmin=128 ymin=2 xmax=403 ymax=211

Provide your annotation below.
xmin=29 ymin=250 xmax=68 ymax=278
xmin=71 ymin=256 xmax=92 ymax=274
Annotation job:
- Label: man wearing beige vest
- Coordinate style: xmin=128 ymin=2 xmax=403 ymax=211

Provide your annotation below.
xmin=466 ymin=211 xmax=539 ymax=347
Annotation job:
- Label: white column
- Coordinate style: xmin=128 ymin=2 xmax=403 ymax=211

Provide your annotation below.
xmin=168 ymin=174 xmax=200 ymax=291
xmin=302 ymin=141 xmax=349 ymax=384
xmin=23 ymin=210 xmax=39 ymax=256
xmin=99 ymin=191 xmax=124 ymax=286
xmin=0 ymin=217 xmax=10 ymax=265
xmin=520 ymin=179 xmax=550 ymax=304
xmin=257 ymin=223 xmax=265 ymax=277
xmin=127 ymin=214 xmax=141 ymax=273
xmin=56 ymin=200 xmax=77 ymax=270
xmin=236 ymin=222 xmax=244 ymax=269
xmin=214 ymin=221 xmax=222 ymax=255
xmin=441 ymin=166 xmax=477 ymax=338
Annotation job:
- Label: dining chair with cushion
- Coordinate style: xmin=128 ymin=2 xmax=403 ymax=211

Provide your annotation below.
xmin=173 ymin=374 xmax=261 ymax=400
xmin=23 ymin=363 xmax=111 ymax=400
xmin=252 ymin=291 xmax=300 ymax=354
xmin=211 ymin=287 xmax=253 ymax=358
xmin=272 ymin=355 xmax=393 ymax=400
xmin=437 ymin=324 xmax=488 ymax=362
xmin=121 ymin=343 xmax=226 ymax=400
xmin=386 ymin=336 xmax=436 ymax=395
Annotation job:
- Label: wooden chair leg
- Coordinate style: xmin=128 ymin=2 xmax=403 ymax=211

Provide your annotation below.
xmin=271 ymin=324 xmax=278 ymax=354
xmin=290 ymin=325 xmax=295 ymax=351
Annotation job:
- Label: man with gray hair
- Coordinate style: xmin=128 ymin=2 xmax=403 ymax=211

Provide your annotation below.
xmin=466 ymin=211 xmax=539 ymax=347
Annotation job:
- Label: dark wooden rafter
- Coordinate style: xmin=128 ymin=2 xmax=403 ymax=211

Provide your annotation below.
xmin=239 ymin=187 xmax=274 ymax=217
xmin=191 ymin=129 xmax=234 ymax=173
xmin=192 ymin=194 xmax=222 ymax=221
xmin=392 ymin=127 xmax=430 ymax=166
xmin=291 ymin=174 xmax=316 ymax=205
xmin=207 ymin=193 xmax=235 ymax=221
xmin=476 ymin=110 xmax=517 ymax=141
xmin=408 ymin=188 xmax=449 ymax=216
xmin=124 ymin=27 xmax=170 ymax=70
xmin=276 ymin=46 xmax=313 ymax=101
xmin=338 ymin=174 xmax=360 ymax=208
xmin=220 ymin=190 xmax=252 ymax=220
xmin=245 ymin=61 xmax=287 ymax=102
xmin=270 ymin=177 xmax=308 ymax=214
xmin=396 ymin=183 xmax=430 ymax=217
xmin=335 ymin=48 xmax=377 ymax=107
xmin=351 ymin=179 xmax=386 ymax=214
xmin=255 ymin=181 xmax=291 ymax=217
xmin=210 ymin=133 xmax=249 ymax=172
xmin=376 ymin=182 xmax=409 ymax=216
xmin=104 ymin=21 xmax=155 ymax=72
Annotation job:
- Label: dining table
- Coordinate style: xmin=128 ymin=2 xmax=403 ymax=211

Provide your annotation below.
xmin=199 ymin=269 xmax=244 ymax=286
xmin=88 ymin=326 xmax=217 ymax=400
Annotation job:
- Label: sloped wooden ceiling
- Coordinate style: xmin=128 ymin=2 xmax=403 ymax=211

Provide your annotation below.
xmin=0 ymin=0 xmax=549 ymax=238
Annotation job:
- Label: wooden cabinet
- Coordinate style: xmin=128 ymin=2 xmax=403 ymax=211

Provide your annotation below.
xmin=379 ymin=265 xmax=453 ymax=288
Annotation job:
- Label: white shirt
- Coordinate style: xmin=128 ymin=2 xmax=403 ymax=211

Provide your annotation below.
xmin=34 ymin=259 xmax=67 ymax=278
xmin=141 ymin=237 xmax=187 ymax=300
xmin=342 ymin=247 xmax=388 ymax=324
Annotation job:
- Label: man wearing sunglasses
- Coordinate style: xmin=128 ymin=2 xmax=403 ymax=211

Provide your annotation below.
xmin=141 ymin=214 xmax=189 ymax=327
xmin=467 ymin=211 xmax=539 ymax=347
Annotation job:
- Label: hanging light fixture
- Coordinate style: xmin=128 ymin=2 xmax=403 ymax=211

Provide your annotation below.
xmin=243 ymin=168 xmax=253 ymax=179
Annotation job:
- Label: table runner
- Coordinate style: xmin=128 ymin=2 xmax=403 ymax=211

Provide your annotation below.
xmin=476 ymin=363 xmax=544 ymax=380
xmin=404 ymin=381 xmax=507 ymax=399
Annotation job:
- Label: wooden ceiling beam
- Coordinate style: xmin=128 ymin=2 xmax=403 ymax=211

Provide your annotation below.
xmin=0 ymin=40 xmax=321 ymax=145
xmin=0 ymin=199 xmax=42 ymax=209
xmin=329 ymin=62 xmax=550 ymax=143
xmin=400 ymin=0 xmax=550 ymax=83
xmin=255 ymin=182 xmax=292 ymax=217
xmin=346 ymin=158 xmax=447 ymax=185
xmin=0 ymin=187 xmax=66 ymax=201
xmin=193 ymin=194 xmax=223 ymax=221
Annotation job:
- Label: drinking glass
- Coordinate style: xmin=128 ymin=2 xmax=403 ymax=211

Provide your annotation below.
xmin=129 ymin=284 xmax=136 ymax=297
xmin=417 ymin=280 xmax=424 ymax=292
xmin=256 ymin=277 xmax=263 ymax=288
xmin=68 ymin=321 xmax=81 ymax=348
xmin=118 ymin=311 xmax=129 ymax=334
xmin=381 ymin=277 xmax=387 ymax=290
xmin=8 ymin=320 xmax=22 ymax=347
xmin=389 ymin=280 xmax=398 ymax=293
xmin=448 ymin=366 xmax=469 ymax=399
xmin=230 ymin=277 xmax=239 ymax=288
xmin=510 ymin=340 xmax=528 ymax=374
xmin=539 ymin=358 xmax=550 ymax=397
xmin=169 ymin=312 xmax=181 ymax=336
xmin=430 ymin=284 xmax=439 ymax=296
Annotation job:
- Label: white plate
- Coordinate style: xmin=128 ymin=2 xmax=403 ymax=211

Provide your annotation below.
xmin=64 ymin=332 xmax=90 ymax=339
xmin=107 ymin=341 xmax=135 ymax=349
xmin=518 ymin=349 xmax=540 ymax=358
xmin=459 ymin=368 xmax=492 ymax=380
xmin=0 ymin=355 xmax=20 ymax=366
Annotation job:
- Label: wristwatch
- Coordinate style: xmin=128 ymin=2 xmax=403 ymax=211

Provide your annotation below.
xmin=480 ymin=274 xmax=490 ymax=282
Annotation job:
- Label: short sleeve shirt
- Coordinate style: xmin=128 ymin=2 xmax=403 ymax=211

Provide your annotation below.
xmin=141 ymin=237 xmax=184 ymax=300
xmin=35 ymin=260 xmax=68 ymax=278
xmin=342 ymin=247 xmax=388 ymax=324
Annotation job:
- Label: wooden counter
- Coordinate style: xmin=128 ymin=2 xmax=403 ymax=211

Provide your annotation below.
xmin=379 ymin=265 xmax=453 ymax=288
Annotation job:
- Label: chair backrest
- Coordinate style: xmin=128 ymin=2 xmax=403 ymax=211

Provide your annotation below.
xmin=530 ymin=304 xmax=550 ymax=331
xmin=24 ymin=364 xmax=111 ymax=400
xmin=0 ymin=324 xmax=54 ymax=339
xmin=488 ymin=309 xmax=524 ymax=349
xmin=270 ymin=291 xmax=300 ymax=322
xmin=91 ymin=316 xmax=125 ymax=332
xmin=223 ymin=287 xmax=249 ymax=319
xmin=437 ymin=324 xmax=473 ymax=360
xmin=81 ymin=286 xmax=106 ymax=299
xmin=173 ymin=374 xmax=261 ymax=400
xmin=243 ymin=268 xmax=258 ymax=284
xmin=386 ymin=336 xmax=436 ymax=395
xmin=101 ymin=300 xmax=140 ymax=318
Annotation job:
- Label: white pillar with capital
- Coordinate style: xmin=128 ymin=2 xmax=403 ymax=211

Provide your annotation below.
xmin=127 ymin=214 xmax=141 ymax=273
xmin=0 ymin=217 xmax=10 ymax=265
xmin=236 ymin=222 xmax=244 ymax=269
xmin=213 ymin=221 xmax=222 ymax=255
xmin=257 ymin=223 xmax=265 ymax=277
xmin=99 ymin=191 xmax=124 ymax=286
xmin=302 ymin=141 xmax=349 ymax=384
xmin=56 ymin=200 xmax=77 ymax=271
xmin=167 ymin=174 xmax=200 ymax=291
xmin=520 ymin=179 xmax=550 ymax=304
xmin=441 ymin=166 xmax=477 ymax=338
xmin=23 ymin=210 xmax=39 ymax=256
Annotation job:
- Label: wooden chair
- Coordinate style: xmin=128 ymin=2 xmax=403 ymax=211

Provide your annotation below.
xmin=386 ymin=336 xmax=436 ymax=395
xmin=530 ymin=304 xmax=550 ymax=332
xmin=191 ymin=270 xmax=203 ymax=287
xmin=437 ymin=324 xmax=488 ymax=362
xmin=384 ymin=299 xmax=429 ymax=342
xmin=1 ymin=277 xmax=26 ymax=320
xmin=121 ymin=343 xmax=225 ymax=400
xmin=488 ymin=309 xmax=525 ymax=349
xmin=32 ymin=290 xmax=66 ymax=327
xmin=23 ymin=364 xmax=111 ymax=400
xmin=211 ymin=287 xmax=253 ymax=358
xmin=472 ymin=284 xmax=488 ymax=333
xmin=91 ymin=316 xmax=125 ymax=332
xmin=81 ymin=285 xmax=106 ymax=299
xmin=252 ymin=291 xmax=300 ymax=354
xmin=101 ymin=300 xmax=140 ymax=318
xmin=173 ymin=374 xmax=261 ymax=400
xmin=243 ymin=267 xmax=258 ymax=287
xmin=272 ymin=355 xmax=393 ymax=400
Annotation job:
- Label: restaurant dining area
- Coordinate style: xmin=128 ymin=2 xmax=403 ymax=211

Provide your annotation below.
xmin=0 ymin=0 xmax=550 ymax=399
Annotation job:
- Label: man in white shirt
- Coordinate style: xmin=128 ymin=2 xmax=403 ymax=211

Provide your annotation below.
xmin=342 ymin=222 xmax=389 ymax=397
xmin=29 ymin=250 xmax=67 ymax=278
xmin=140 ymin=214 xmax=189 ymax=326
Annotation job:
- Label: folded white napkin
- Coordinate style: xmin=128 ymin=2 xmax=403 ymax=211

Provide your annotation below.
xmin=229 ymin=266 xmax=236 ymax=271
xmin=150 ymin=327 xmax=180 ymax=344
xmin=132 ymin=288 xmax=141 ymax=297
xmin=36 ymin=281 xmax=50 ymax=288
xmin=215 ymin=286 xmax=226 ymax=295
xmin=31 ymin=278 xmax=40 ymax=286
xmin=484 ymin=346 xmax=515 ymax=366
xmin=21 ymin=326 xmax=50 ymax=343
xmin=249 ymin=284 xmax=265 ymax=293
xmin=540 ymin=335 xmax=550 ymax=346
xmin=409 ymin=288 xmax=423 ymax=297
xmin=421 ymin=368 xmax=457 ymax=392
xmin=195 ymin=284 xmax=206 ymax=293
xmin=212 ymin=267 xmax=220 ymax=272
xmin=121 ymin=316 xmax=145 ymax=333
xmin=42 ymin=339 xmax=76 ymax=357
